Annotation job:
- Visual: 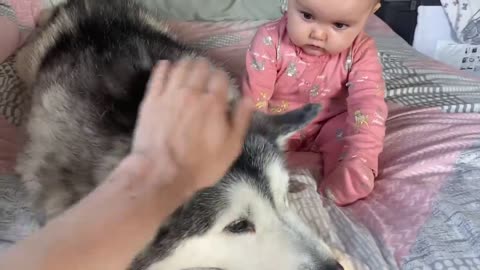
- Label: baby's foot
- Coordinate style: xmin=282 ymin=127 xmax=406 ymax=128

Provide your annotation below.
xmin=319 ymin=159 xmax=375 ymax=206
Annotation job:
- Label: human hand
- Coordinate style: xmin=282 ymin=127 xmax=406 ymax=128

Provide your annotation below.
xmin=131 ymin=58 xmax=254 ymax=194
xmin=318 ymin=159 xmax=375 ymax=206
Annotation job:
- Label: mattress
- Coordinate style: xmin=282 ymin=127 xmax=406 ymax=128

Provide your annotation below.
xmin=2 ymin=3 xmax=480 ymax=269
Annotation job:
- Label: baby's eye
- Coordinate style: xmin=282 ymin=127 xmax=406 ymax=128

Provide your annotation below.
xmin=301 ymin=12 xmax=314 ymax=21
xmin=333 ymin=23 xmax=348 ymax=30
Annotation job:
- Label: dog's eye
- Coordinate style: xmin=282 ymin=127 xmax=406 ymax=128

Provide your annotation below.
xmin=225 ymin=219 xmax=256 ymax=234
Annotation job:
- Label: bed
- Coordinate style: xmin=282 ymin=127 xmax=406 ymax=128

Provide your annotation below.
xmin=2 ymin=2 xmax=480 ymax=269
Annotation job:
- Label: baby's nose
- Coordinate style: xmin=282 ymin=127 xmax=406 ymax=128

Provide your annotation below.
xmin=310 ymin=28 xmax=327 ymax=41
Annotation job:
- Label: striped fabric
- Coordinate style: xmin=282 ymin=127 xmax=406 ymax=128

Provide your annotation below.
xmin=377 ymin=35 xmax=480 ymax=113
xmin=0 ymin=2 xmax=16 ymax=22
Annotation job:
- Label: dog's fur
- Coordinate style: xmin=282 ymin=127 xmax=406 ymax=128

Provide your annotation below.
xmin=15 ymin=0 xmax=344 ymax=269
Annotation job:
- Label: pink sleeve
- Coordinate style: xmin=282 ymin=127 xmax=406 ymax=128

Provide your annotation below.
xmin=242 ymin=26 xmax=278 ymax=113
xmin=343 ymin=34 xmax=388 ymax=175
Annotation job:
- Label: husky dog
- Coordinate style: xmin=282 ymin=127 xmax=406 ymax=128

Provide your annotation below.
xmin=15 ymin=0 xmax=345 ymax=269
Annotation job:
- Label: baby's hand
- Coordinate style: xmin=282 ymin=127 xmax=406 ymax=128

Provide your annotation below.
xmin=319 ymin=159 xmax=375 ymax=206
xmin=131 ymin=58 xmax=254 ymax=194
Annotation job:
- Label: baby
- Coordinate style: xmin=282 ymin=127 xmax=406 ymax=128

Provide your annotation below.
xmin=242 ymin=0 xmax=387 ymax=205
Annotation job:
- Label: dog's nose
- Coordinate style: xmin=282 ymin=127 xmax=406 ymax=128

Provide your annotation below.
xmin=322 ymin=261 xmax=344 ymax=270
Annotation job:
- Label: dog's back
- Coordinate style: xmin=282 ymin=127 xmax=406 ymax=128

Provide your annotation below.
xmin=16 ymin=0 xmax=203 ymax=223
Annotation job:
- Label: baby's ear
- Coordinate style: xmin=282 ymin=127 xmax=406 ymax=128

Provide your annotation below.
xmin=373 ymin=2 xmax=381 ymax=13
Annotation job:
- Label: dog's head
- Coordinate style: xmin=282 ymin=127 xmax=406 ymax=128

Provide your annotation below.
xmin=132 ymin=104 xmax=343 ymax=270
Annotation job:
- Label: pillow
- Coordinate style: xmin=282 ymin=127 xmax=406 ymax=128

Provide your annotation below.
xmin=142 ymin=0 xmax=286 ymax=21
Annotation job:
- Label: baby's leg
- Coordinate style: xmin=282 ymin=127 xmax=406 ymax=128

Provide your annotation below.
xmin=285 ymin=134 xmax=323 ymax=193
xmin=315 ymin=113 xmax=347 ymax=177
xmin=316 ymin=113 xmax=375 ymax=205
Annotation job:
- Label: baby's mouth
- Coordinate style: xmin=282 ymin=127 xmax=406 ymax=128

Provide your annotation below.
xmin=302 ymin=45 xmax=325 ymax=55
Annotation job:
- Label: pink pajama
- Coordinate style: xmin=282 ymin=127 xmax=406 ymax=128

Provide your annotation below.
xmin=287 ymin=112 xmax=347 ymax=174
xmin=242 ymin=15 xmax=388 ymax=205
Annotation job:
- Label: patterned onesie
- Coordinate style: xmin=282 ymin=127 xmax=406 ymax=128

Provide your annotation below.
xmin=242 ymin=15 xmax=388 ymax=205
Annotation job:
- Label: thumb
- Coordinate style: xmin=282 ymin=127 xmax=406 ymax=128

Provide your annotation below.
xmin=228 ymin=98 xmax=254 ymax=151
xmin=145 ymin=60 xmax=170 ymax=98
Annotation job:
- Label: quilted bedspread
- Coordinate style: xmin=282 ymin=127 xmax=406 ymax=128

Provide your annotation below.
xmin=1 ymin=1 xmax=480 ymax=269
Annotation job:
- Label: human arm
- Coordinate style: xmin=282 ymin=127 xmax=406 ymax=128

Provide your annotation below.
xmin=0 ymin=59 xmax=254 ymax=270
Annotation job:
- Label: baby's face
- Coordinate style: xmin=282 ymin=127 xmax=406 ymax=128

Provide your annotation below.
xmin=286 ymin=0 xmax=378 ymax=56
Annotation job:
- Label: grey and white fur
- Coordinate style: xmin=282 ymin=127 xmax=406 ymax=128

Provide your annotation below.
xmin=15 ymin=0 xmax=345 ymax=269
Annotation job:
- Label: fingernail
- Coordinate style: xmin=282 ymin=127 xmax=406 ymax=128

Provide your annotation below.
xmin=157 ymin=59 xmax=170 ymax=66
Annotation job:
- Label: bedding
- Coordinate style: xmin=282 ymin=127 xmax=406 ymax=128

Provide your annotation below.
xmin=1 ymin=2 xmax=480 ymax=269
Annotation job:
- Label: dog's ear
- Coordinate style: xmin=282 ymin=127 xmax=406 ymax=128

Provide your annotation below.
xmin=249 ymin=104 xmax=321 ymax=149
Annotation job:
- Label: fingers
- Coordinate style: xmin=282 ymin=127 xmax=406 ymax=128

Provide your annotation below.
xmin=163 ymin=57 xmax=214 ymax=96
xmin=208 ymin=69 xmax=230 ymax=105
xmin=136 ymin=57 xmax=255 ymax=195
xmin=163 ymin=58 xmax=193 ymax=96
xmin=174 ymin=94 xmax=211 ymax=147
xmin=146 ymin=58 xmax=253 ymax=159
xmin=204 ymin=69 xmax=231 ymax=134
xmin=186 ymin=58 xmax=212 ymax=94
xmin=227 ymin=97 xmax=254 ymax=153
xmin=145 ymin=60 xmax=170 ymax=98
xmin=205 ymin=67 xmax=253 ymax=149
